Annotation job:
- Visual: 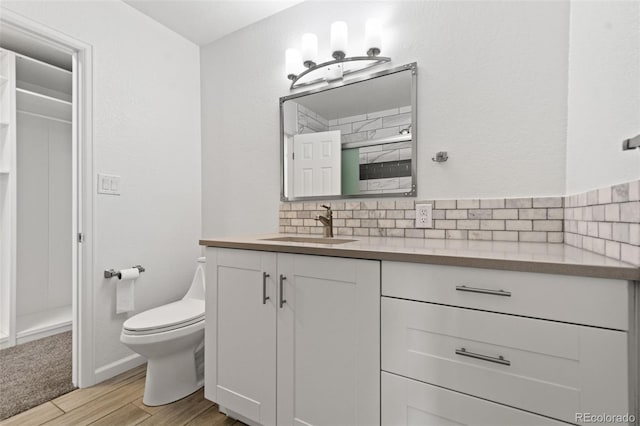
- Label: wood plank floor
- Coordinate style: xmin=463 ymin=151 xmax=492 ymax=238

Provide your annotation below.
xmin=0 ymin=364 xmax=243 ymax=426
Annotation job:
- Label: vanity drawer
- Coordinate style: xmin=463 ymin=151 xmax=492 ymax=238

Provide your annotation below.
xmin=382 ymin=372 xmax=566 ymax=426
xmin=381 ymin=297 xmax=629 ymax=424
xmin=382 ymin=261 xmax=629 ymax=329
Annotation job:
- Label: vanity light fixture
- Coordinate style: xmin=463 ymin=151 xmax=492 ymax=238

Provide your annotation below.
xmin=285 ymin=19 xmax=391 ymax=89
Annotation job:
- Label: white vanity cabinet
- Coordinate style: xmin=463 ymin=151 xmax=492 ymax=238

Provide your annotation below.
xmin=205 ymin=247 xmax=380 ymax=426
xmin=381 ymin=261 xmax=632 ymax=426
xmin=205 ymin=249 xmax=278 ymax=426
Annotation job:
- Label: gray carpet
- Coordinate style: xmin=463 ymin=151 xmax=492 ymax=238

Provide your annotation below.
xmin=0 ymin=331 xmax=76 ymax=420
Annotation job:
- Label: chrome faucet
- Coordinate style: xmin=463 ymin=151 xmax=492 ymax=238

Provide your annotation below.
xmin=315 ymin=204 xmax=333 ymax=237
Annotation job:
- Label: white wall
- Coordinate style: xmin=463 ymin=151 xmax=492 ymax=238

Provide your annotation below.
xmin=2 ymin=0 xmax=201 ymax=378
xmin=201 ymin=1 xmax=570 ymax=237
xmin=16 ymin=113 xmax=72 ymax=317
xmin=566 ymin=1 xmax=640 ymax=194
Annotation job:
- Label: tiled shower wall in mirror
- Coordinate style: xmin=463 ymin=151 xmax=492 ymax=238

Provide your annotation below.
xmin=296 ymin=103 xmax=412 ymax=194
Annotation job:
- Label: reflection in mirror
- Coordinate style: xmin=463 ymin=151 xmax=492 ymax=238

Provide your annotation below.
xmin=281 ymin=63 xmax=416 ymax=201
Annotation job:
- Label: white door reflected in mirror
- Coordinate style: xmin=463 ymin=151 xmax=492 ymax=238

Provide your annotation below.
xmin=293 ymin=130 xmax=341 ymax=197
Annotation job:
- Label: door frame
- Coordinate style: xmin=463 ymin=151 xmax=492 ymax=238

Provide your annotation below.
xmin=0 ymin=8 xmax=95 ymax=387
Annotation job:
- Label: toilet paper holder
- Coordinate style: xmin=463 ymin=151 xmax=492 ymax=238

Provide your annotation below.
xmin=104 ymin=265 xmax=145 ymax=279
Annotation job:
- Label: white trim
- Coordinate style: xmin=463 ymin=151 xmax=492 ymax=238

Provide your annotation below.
xmin=94 ymin=353 xmax=146 ymax=384
xmin=0 ymin=334 xmax=9 ymax=350
xmin=1 ymin=50 xmax=17 ymax=349
xmin=17 ymin=323 xmax=72 ymax=345
xmin=0 ymin=8 xmax=95 ymax=388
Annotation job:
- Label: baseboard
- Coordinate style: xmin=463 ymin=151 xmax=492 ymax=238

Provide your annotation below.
xmin=16 ymin=323 xmax=72 ymax=345
xmin=0 ymin=333 xmax=9 ymax=350
xmin=0 ymin=324 xmax=72 ymax=349
xmin=94 ymin=353 xmax=146 ymax=384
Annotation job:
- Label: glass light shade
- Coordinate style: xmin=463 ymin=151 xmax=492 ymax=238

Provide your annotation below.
xmin=330 ymin=21 xmax=348 ymax=59
xmin=301 ymin=33 xmax=318 ymax=67
xmin=285 ymin=48 xmax=303 ymax=79
xmin=365 ymin=19 xmax=382 ymax=55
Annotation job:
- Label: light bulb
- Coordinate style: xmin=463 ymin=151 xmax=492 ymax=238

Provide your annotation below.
xmin=301 ymin=33 xmax=318 ymax=68
xmin=365 ymin=19 xmax=382 ymax=56
xmin=330 ymin=21 xmax=348 ymax=60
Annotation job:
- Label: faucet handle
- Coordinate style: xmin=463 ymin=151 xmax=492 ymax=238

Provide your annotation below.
xmin=321 ymin=204 xmax=331 ymax=211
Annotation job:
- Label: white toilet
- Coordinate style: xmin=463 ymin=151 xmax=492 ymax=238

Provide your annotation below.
xmin=120 ymin=257 xmax=206 ymax=406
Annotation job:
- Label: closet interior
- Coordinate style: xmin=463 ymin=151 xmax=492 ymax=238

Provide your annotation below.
xmin=0 ymin=46 xmax=73 ymax=348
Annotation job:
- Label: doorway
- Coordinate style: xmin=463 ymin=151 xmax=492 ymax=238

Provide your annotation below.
xmin=0 ymin=7 xmax=94 ymax=403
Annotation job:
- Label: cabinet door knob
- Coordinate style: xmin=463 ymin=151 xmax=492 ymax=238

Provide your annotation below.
xmin=262 ymin=272 xmax=270 ymax=304
xmin=279 ymin=275 xmax=287 ymax=309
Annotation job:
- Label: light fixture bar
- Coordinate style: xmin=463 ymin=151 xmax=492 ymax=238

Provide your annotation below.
xmin=289 ymin=55 xmax=391 ymax=89
xmin=286 ymin=18 xmax=389 ymax=90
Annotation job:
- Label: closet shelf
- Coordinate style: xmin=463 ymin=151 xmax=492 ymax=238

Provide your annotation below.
xmin=17 ymin=88 xmax=72 ymax=122
xmin=16 ymin=54 xmax=71 ymax=97
xmin=0 ymin=75 xmax=8 ymax=86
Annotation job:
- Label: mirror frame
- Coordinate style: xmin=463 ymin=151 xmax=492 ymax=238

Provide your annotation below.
xmin=279 ymin=62 xmax=418 ymax=201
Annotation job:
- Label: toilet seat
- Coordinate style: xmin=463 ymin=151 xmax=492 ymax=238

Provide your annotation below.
xmin=123 ymin=299 xmax=204 ymax=335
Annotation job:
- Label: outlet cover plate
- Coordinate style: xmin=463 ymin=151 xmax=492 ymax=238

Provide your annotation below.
xmin=415 ymin=203 xmax=433 ymax=228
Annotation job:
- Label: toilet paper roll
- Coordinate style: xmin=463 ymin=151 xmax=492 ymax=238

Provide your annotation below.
xmin=119 ymin=268 xmax=140 ymax=280
xmin=116 ymin=268 xmax=139 ymax=314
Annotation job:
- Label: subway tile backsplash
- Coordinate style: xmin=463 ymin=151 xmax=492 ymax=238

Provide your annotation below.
xmin=280 ymin=179 xmax=640 ymax=266
xmin=564 ymin=179 xmax=640 ymax=266
xmin=279 ymin=197 xmax=565 ymax=243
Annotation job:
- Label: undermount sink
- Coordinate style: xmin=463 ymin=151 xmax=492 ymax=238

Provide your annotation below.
xmin=260 ymin=236 xmax=357 ymax=245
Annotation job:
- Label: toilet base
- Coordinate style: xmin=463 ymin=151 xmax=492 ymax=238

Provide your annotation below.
xmin=142 ymin=347 xmax=203 ymax=406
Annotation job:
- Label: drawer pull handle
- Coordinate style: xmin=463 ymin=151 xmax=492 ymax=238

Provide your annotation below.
xmin=262 ymin=272 xmax=270 ymax=304
xmin=456 ymin=285 xmax=511 ymax=297
xmin=455 ymin=347 xmax=511 ymax=366
xmin=279 ymin=275 xmax=287 ymax=308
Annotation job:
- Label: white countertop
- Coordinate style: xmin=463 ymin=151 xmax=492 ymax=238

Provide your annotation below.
xmin=200 ymin=234 xmax=640 ymax=280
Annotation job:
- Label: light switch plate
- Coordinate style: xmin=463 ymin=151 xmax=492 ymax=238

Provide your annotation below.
xmin=98 ymin=173 xmax=121 ymax=195
xmin=415 ymin=203 xmax=433 ymax=228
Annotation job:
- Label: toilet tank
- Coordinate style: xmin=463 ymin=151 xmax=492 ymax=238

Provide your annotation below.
xmin=183 ymin=257 xmax=205 ymax=300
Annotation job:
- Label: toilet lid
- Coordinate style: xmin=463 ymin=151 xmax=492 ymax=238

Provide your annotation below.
xmin=123 ymin=299 xmax=204 ymax=334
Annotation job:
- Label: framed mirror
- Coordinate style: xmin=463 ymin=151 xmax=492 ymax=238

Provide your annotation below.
xmin=280 ymin=62 xmax=417 ymax=201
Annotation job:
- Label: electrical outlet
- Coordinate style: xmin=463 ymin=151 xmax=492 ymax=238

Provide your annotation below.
xmin=415 ymin=203 xmax=433 ymax=228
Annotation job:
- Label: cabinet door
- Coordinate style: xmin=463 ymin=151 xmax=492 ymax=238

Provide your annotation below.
xmin=277 ymin=254 xmax=380 ymax=426
xmin=205 ymin=248 xmax=277 ymax=426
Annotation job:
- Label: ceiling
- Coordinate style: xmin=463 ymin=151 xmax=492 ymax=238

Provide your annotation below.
xmin=123 ymin=0 xmax=304 ymax=46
